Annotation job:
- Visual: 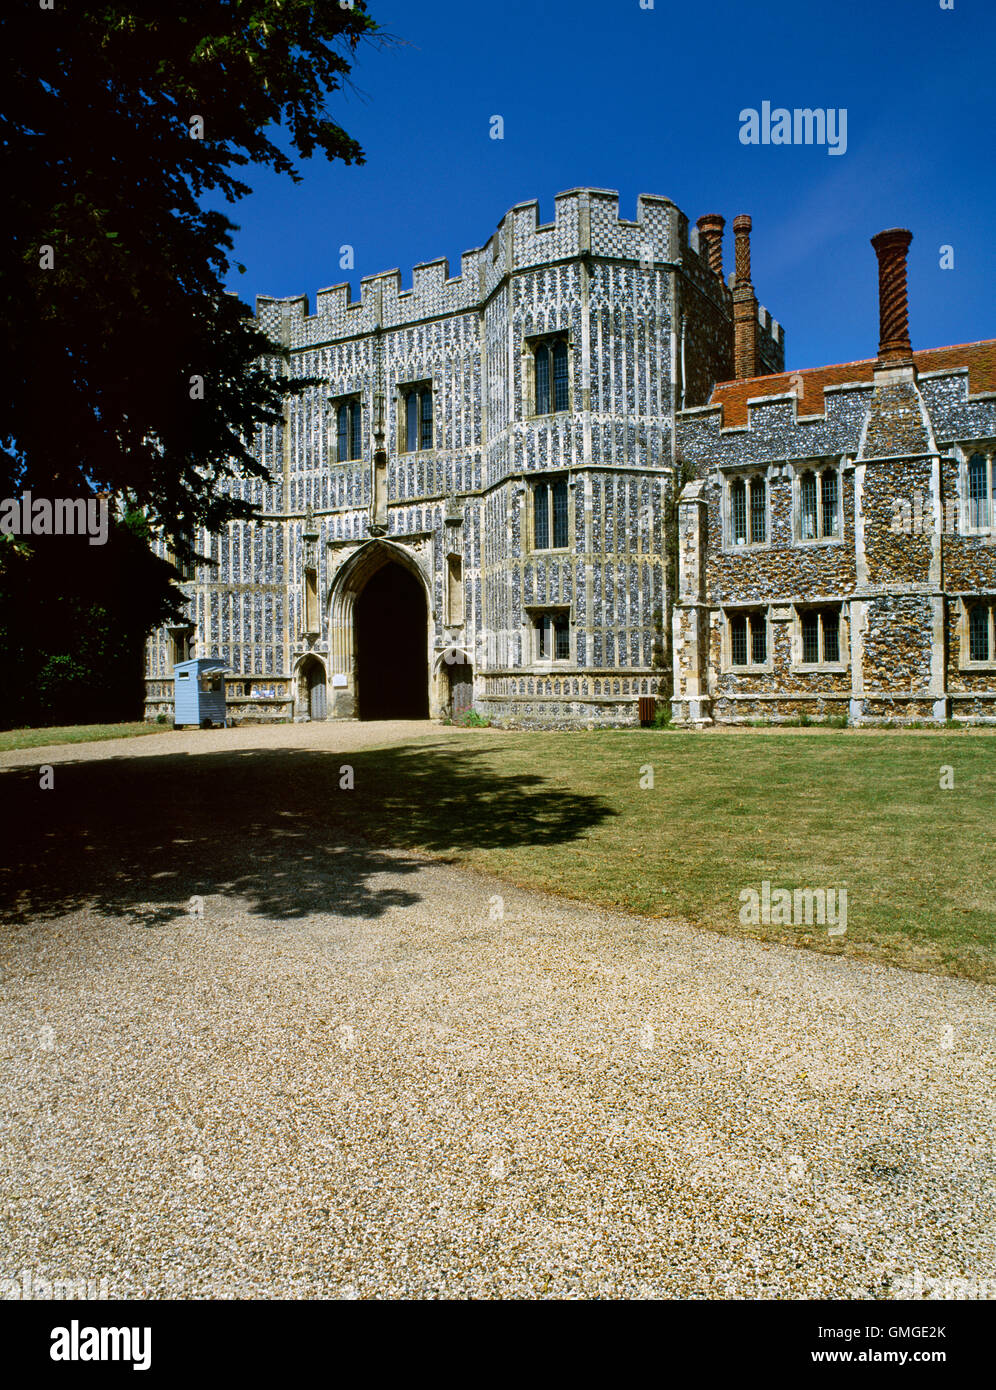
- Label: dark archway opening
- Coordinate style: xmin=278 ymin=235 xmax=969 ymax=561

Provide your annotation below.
xmin=355 ymin=561 xmax=429 ymax=720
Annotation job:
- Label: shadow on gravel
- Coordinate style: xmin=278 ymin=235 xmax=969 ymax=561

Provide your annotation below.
xmin=0 ymin=743 xmax=614 ymax=927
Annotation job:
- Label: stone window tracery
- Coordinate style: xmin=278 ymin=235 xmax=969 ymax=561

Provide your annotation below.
xmin=333 ymin=397 xmax=363 ymax=462
xmin=796 ymin=464 xmax=841 ymax=542
xmin=727 ymin=474 xmax=767 ymax=548
xmin=400 ymin=383 xmax=433 ymax=453
xmin=528 ymin=335 xmax=570 ymax=416
xmin=797 ymin=605 xmax=843 ymax=666
xmin=533 ymin=610 xmax=571 ymax=663
xmin=727 ymin=609 xmax=768 ymax=668
xmin=532 ymin=476 xmax=569 ymax=551
xmin=750 ymin=477 xmax=767 ymax=543
xmin=965 ymin=451 xmax=995 ymax=532
xmin=963 ymin=599 xmax=996 ymax=666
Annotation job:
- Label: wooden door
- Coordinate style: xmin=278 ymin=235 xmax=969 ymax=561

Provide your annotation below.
xmin=449 ymin=662 xmax=473 ymax=719
xmin=308 ymin=666 xmax=327 ymax=720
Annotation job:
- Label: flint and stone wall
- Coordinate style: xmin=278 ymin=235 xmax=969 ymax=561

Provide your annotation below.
xmin=145 ymin=188 xmax=783 ymax=727
xmin=673 ymin=362 xmax=996 ymax=724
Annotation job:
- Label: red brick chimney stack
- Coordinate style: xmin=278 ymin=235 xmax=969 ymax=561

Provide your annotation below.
xmin=733 ymin=214 xmax=752 ymax=286
xmin=696 ymin=213 xmax=725 ymax=279
xmin=732 ymin=214 xmax=758 ymax=380
xmin=870 ymin=228 xmax=914 ymax=366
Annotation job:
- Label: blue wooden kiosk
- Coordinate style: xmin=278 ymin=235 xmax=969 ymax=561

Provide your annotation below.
xmin=173 ymin=658 xmax=229 ymax=728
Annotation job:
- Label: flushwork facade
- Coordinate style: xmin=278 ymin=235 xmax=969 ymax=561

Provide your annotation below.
xmin=144 ymin=189 xmax=996 ymax=726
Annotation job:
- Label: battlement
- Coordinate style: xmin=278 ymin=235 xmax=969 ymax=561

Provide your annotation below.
xmin=696 ymin=342 xmax=996 ymax=433
xmin=255 ymin=188 xmax=687 ymax=348
xmin=756 ymin=304 xmax=784 ymax=346
xmin=680 ymin=378 xmax=871 ymax=441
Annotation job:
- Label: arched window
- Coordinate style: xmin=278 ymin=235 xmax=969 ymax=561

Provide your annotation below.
xmin=969 ymin=604 xmax=990 ymax=662
xmin=728 ymin=475 xmax=766 ymax=547
xmin=752 ymin=617 xmax=767 ymax=664
xmin=968 ymin=453 xmax=989 ymax=529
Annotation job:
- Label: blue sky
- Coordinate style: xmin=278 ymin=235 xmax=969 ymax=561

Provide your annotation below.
xmin=218 ymin=0 xmax=994 ymax=373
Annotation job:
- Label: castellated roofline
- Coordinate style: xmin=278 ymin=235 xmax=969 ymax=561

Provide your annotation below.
xmin=685 ymin=340 xmax=996 ymax=433
xmin=253 ymin=187 xmax=783 ymax=348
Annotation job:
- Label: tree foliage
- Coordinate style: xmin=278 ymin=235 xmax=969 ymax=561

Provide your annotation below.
xmin=0 ymin=2 xmax=380 ymax=724
xmin=0 ymin=519 xmax=182 ymax=728
xmin=1 ymin=0 xmax=377 ymax=547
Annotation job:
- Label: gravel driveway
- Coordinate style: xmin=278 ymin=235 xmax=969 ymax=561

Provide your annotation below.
xmin=1 ymin=722 xmax=994 ymax=1299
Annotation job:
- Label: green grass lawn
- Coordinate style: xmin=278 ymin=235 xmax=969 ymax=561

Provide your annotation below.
xmin=344 ymin=728 xmax=996 ymax=984
xmin=2 ymin=721 xmax=992 ymax=983
xmin=0 ymin=721 xmax=162 ymax=752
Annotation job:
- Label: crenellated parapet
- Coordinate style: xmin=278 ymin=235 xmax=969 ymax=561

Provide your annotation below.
xmin=255 ymin=188 xmax=689 ymax=350
xmin=755 ymin=304 xmax=785 ymax=368
xmin=678 ymin=379 xmax=872 ymax=468
xmin=680 ymin=349 xmax=996 ymax=470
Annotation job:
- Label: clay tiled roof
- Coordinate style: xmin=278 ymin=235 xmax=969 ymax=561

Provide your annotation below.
xmin=707 ymin=340 xmax=996 ymax=429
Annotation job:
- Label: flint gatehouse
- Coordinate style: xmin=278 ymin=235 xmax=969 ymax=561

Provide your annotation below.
xmin=143 ymin=189 xmax=996 ymax=726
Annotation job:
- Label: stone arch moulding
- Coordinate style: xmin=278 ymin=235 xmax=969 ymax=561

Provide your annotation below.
xmin=326 ymin=537 xmax=435 ymax=719
xmin=432 ymin=643 xmax=475 ymax=720
xmin=432 ymin=645 xmax=472 ymax=673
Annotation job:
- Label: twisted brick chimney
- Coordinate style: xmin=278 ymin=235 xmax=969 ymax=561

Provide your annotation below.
xmin=732 ymin=214 xmax=758 ymax=380
xmin=696 ymin=213 xmax=725 ymax=279
xmin=870 ymin=227 xmax=914 ymax=366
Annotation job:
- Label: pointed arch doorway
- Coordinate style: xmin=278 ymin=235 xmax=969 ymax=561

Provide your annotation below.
xmin=296 ymin=655 xmax=327 ymax=720
xmin=354 ymin=561 xmax=430 ymax=719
